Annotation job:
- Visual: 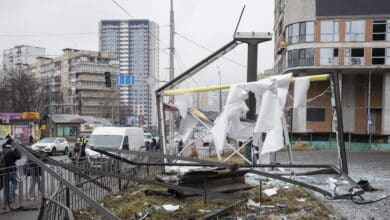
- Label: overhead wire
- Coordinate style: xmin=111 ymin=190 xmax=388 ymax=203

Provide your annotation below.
xmin=175 ymin=32 xmax=247 ymax=69
xmin=0 ymin=32 xmax=97 ymax=37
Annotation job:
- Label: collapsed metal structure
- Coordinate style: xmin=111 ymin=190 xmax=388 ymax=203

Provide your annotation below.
xmin=14 ymin=143 xmax=251 ymax=220
xmin=155 ymin=32 xmax=363 ymax=199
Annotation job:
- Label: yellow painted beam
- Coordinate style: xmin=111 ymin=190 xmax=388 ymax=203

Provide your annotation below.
xmin=163 ymin=74 xmax=329 ymax=96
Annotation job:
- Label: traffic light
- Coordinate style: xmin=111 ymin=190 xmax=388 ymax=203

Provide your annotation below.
xmin=104 ymin=72 xmax=111 ymax=87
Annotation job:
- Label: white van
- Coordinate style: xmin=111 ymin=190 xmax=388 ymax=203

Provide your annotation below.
xmin=85 ymin=127 xmax=145 ymax=168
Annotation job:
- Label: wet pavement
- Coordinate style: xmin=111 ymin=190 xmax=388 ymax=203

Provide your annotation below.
xmin=276 ymin=151 xmax=390 ymax=220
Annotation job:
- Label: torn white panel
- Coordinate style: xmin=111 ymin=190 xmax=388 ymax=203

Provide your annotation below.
xmin=179 ymin=113 xmax=198 ymax=144
xmin=263 ymin=188 xmax=278 ymax=197
xmin=225 ymin=84 xmax=248 ymax=105
xmin=211 ymin=73 xmax=292 ymax=159
xmin=255 ymin=89 xmax=281 ymax=133
xmin=293 ymin=76 xmax=310 ymax=108
xmin=275 ymin=73 xmax=292 ymax=107
xmin=162 ymin=204 xmax=181 ymax=212
xmin=261 ymin=119 xmax=284 ymax=154
xmin=230 ymin=121 xmax=254 ymax=142
xmin=175 ymin=94 xmax=193 ymax=118
xmin=211 ymin=102 xmax=247 ymax=157
xmin=211 ymin=84 xmax=249 ymax=158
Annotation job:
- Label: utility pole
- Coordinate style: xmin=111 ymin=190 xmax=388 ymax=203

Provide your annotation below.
xmin=169 ymin=0 xmax=175 ymax=147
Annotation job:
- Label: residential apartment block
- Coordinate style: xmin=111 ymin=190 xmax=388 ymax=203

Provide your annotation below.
xmin=2 ymin=45 xmax=45 ymax=71
xmin=30 ymin=49 xmax=120 ymax=122
xmin=99 ymin=19 xmax=159 ymax=128
xmin=274 ymin=0 xmax=390 ymax=140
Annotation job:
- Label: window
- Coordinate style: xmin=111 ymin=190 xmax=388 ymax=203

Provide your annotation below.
xmin=321 ymin=20 xmax=339 ymax=42
xmin=372 ymin=48 xmax=390 ymax=65
xmin=320 ymin=48 xmax=339 ymax=65
xmin=373 ymin=20 xmax=390 ymax=41
xmin=345 ymin=48 xmax=365 ymax=65
xmin=345 ymin=20 xmax=365 ymax=42
xmin=287 ymin=48 xmax=314 ymax=68
xmin=307 ymin=108 xmax=325 ymax=122
xmin=286 ymin=22 xmax=315 ymax=44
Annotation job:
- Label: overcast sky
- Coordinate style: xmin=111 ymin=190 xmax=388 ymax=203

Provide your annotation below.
xmin=0 ymin=0 xmax=274 ymax=88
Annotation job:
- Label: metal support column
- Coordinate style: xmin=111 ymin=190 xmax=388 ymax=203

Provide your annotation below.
xmin=234 ymin=32 xmax=272 ymax=163
xmin=330 ymin=72 xmax=349 ymax=174
xmin=246 ymin=42 xmax=258 ymax=121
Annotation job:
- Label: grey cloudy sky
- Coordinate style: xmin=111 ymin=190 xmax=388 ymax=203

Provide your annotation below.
xmin=0 ymin=0 xmax=274 ymax=87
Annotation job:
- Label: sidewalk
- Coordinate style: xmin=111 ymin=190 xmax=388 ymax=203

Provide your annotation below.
xmin=1 ymin=209 xmax=39 ymax=220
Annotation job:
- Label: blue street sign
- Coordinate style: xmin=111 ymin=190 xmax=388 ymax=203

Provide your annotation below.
xmin=116 ymin=74 xmax=134 ymax=86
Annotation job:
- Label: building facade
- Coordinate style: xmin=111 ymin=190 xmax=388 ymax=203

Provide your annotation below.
xmin=99 ymin=19 xmax=159 ymax=128
xmin=2 ymin=45 xmax=45 ymax=71
xmin=274 ymin=0 xmax=390 ymax=140
xmin=30 ymin=49 xmax=120 ymax=123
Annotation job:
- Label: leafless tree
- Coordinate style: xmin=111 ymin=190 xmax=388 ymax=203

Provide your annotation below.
xmin=1 ymin=69 xmax=52 ymax=113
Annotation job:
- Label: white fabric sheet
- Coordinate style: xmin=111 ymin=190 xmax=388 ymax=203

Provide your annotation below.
xmin=211 ymin=73 xmax=293 ymax=158
xmin=179 ymin=113 xmax=198 ymax=144
xmin=293 ymin=76 xmax=310 ymax=108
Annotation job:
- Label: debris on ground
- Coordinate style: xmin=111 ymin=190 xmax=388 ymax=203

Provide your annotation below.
xmin=263 ymin=188 xmax=278 ymax=197
xmin=162 ymin=204 xmax=181 ymax=212
xmin=75 ymin=183 xmax=342 ymax=219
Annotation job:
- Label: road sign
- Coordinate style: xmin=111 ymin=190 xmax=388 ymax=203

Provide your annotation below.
xmin=116 ymin=74 xmax=134 ymax=86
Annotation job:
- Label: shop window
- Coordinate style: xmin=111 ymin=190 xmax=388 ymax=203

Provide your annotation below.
xmin=345 ymin=20 xmax=365 ymax=42
xmin=345 ymin=48 xmax=365 ymax=65
xmin=320 ymin=48 xmax=339 ymax=65
xmin=307 ymin=108 xmax=325 ymax=122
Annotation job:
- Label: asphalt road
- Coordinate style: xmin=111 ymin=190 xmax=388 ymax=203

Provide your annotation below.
xmin=276 ymin=151 xmax=390 ymax=220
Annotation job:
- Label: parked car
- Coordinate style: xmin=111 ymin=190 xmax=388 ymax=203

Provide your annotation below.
xmin=31 ymin=137 xmax=69 ymax=156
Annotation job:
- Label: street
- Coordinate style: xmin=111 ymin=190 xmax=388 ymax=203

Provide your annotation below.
xmin=276 ymin=151 xmax=390 ymax=220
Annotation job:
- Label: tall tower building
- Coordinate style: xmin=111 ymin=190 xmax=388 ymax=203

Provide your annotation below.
xmin=274 ymin=0 xmax=390 ymax=140
xmin=99 ymin=20 xmax=159 ymax=128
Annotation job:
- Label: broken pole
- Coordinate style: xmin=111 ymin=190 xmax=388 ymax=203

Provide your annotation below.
xmin=330 ymin=72 xmax=348 ymax=175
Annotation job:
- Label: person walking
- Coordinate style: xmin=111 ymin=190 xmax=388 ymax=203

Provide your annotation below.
xmin=29 ymin=135 xmax=34 ymax=146
xmin=1 ymin=139 xmax=21 ymax=203
xmin=150 ymin=138 xmax=157 ymax=151
xmin=25 ymin=159 xmax=42 ymax=199
xmin=80 ymin=137 xmax=88 ymax=159
xmin=69 ymin=142 xmax=82 ymax=183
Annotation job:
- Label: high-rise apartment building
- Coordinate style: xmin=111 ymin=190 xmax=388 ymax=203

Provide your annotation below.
xmin=99 ymin=19 xmax=159 ymax=128
xmin=2 ymin=45 xmax=45 ymax=71
xmin=30 ymin=49 xmax=120 ymax=122
xmin=274 ymin=0 xmax=390 ymax=140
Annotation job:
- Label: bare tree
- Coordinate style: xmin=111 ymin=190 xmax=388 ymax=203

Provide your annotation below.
xmin=3 ymin=69 xmax=50 ymax=113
